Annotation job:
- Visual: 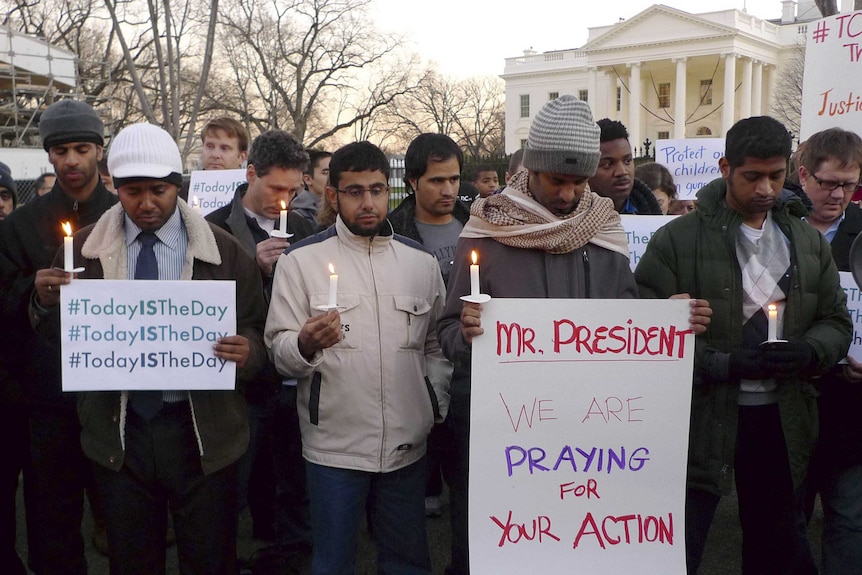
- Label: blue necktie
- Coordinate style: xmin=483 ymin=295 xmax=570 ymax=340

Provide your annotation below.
xmin=130 ymin=232 xmax=162 ymax=420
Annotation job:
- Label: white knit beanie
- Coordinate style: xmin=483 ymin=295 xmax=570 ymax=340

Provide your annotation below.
xmin=523 ymin=95 xmax=601 ymax=177
xmin=108 ymin=123 xmax=183 ymax=187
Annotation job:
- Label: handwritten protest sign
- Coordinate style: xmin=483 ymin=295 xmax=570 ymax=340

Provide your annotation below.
xmin=840 ymin=272 xmax=862 ymax=360
xmin=61 ymin=280 xmax=237 ymax=391
xmin=653 ymin=139 xmax=724 ymax=200
xmin=800 ymin=12 xmax=862 ymax=139
xmin=188 ymin=169 xmax=246 ymax=216
xmin=621 ymin=215 xmax=677 ymax=271
xmin=469 ymin=298 xmax=693 ymax=574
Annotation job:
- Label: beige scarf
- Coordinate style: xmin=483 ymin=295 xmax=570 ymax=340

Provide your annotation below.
xmin=461 ymin=170 xmax=629 ymax=256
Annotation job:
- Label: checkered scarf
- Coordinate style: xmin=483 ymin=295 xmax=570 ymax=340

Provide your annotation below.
xmin=460 ymin=170 xmax=629 ymax=256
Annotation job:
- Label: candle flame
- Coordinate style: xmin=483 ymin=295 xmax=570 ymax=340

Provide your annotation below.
xmin=61 ymin=221 xmax=72 ymax=236
xmin=280 ymin=200 xmax=287 ymax=210
xmin=192 ymin=195 xmax=200 ymax=207
xmin=768 ymin=304 xmax=777 ymax=312
xmin=471 ymin=250 xmax=477 ymax=265
xmin=329 ymin=263 xmax=335 ymax=275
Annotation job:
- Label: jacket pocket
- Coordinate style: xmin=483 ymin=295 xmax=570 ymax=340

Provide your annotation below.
xmin=393 ymin=294 xmax=431 ymax=350
xmin=308 ymin=372 xmax=322 ymax=425
xmin=309 ymin=292 xmax=362 ymax=351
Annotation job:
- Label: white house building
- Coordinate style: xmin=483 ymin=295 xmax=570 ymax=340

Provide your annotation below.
xmin=502 ymin=1 xmax=826 ymax=153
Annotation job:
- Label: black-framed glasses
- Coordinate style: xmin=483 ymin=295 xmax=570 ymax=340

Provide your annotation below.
xmin=335 ymin=185 xmax=390 ymax=199
xmin=812 ymin=174 xmax=860 ymax=193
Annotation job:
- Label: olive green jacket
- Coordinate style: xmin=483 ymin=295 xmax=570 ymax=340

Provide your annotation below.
xmin=634 ymin=178 xmax=851 ymax=495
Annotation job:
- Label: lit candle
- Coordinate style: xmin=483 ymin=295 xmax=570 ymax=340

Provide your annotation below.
xmin=192 ymin=196 xmax=201 ymax=214
xmin=328 ymin=263 xmax=338 ymax=307
xmin=767 ymin=304 xmax=778 ymax=341
xmin=279 ymin=200 xmax=288 ymax=234
xmin=62 ymin=221 xmax=74 ymax=272
xmin=470 ymin=250 xmax=480 ymax=297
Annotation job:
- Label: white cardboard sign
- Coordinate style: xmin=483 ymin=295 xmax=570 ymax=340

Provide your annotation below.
xmin=61 ymin=280 xmax=237 ymax=390
xmin=469 ymin=298 xmax=693 ymax=574
xmin=621 ymin=214 xmax=677 ymax=271
xmin=800 ymin=12 xmax=862 ymax=139
xmin=840 ymin=271 xmax=862 ymax=360
xmin=187 ymin=169 xmax=246 ymax=216
xmin=654 ymin=139 xmax=724 ymax=200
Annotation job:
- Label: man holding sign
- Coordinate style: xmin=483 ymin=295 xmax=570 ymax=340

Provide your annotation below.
xmin=636 ymin=116 xmax=852 ymax=574
xmin=46 ymin=123 xmax=266 ymax=574
xmin=437 ymin=95 xmax=711 ymax=575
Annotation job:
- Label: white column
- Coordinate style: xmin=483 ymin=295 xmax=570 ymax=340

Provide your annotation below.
xmin=722 ymin=52 xmax=737 ymax=134
xmin=628 ymin=62 xmax=642 ymax=149
xmin=588 ymin=67 xmax=598 ymax=116
xmin=673 ymin=57 xmax=687 ymax=139
xmin=752 ymin=60 xmax=763 ymax=116
xmin=740 ymin=57 xmax=753 ymax=119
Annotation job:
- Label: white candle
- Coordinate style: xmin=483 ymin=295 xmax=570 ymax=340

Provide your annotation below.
xmin=279 ymin=200 xmax=288 ymax=234
xmin=192 ymin=196 xmax=201 ymax=214
xmin=767 ymin=304 xmax=778 ymax=341
xmin=328 ymin=263 xmax=338 ymax=307
xmin=62 ymin=222 xmax=74 ymax=272
xmin=470 ymin=250 xmax=480 ymax=296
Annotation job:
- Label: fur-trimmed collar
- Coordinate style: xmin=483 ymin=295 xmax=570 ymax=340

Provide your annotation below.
xmin=81 ymin=199 xmax=221 ymax=280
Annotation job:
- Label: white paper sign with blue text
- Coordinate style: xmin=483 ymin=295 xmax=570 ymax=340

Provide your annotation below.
xmin=654 ymin=138 xmax=724 ymax=200
xmin=840 ymin=271 xmax=862 ymax=361
xmin=61 ymin=280 xmax=237 ymax=391
xmin=469 ymin=298 xmax=693 ymax=574
xmin=188 ymin=169 xmax=246 ymax=216
xmin=621 ymin=214 xmax=677 ymax=271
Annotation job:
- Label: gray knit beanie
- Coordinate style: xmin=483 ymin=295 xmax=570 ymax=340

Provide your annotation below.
xmin=39 ymin=100 xmax=105 ymax=151
xmin=523 ymin=95 xmax=601 ymax=177
xmin=0 ymin=162 xmax=17 ymax=207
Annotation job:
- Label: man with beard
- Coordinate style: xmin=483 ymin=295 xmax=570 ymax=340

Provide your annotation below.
xmin=0 ymin=99 xmax=118 ymax=574
xmin=589 ymin=119 xmax=663 ymax=215
xmin=265 ymin=141 xmax=452 ymax=574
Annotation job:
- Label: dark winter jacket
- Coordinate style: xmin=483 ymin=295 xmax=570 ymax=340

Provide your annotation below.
xmin=634 ymin=177 xmax=851 ymax=495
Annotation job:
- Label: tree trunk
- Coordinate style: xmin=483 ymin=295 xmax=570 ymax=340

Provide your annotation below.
xmin=815 ymin=0 xmax=838 ymax=16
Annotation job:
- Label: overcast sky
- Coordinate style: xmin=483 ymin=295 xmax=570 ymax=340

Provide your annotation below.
xmin=370 ymin=0 xmax=801 ymax=79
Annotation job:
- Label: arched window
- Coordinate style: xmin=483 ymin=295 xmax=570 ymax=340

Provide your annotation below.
xmin=696 ymin=126 xmax=713 ymax=136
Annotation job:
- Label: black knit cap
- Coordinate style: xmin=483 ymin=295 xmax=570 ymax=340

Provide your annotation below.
xmin=0 ymin=162 xmax=17 ymax=207
xmin=39 ymin=100 xmax=105 ymax=151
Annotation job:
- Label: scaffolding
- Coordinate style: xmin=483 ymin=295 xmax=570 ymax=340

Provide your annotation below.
xmin=0 ymin=24 xmax=78 ymax=148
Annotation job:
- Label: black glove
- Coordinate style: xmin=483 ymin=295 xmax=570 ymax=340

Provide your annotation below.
xmin=728 ymin=348 xmax=770 ymax=380
xmin=761 ymin=339 xmax=815 ymax=378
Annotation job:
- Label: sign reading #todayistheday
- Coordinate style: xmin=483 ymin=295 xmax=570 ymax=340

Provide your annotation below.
xmin=188 ymin=169 xmax=246 ymax=216
xmin=800 ymin=12 xmax=862 ymax=139
xmin=61 ymin=280 xmax=237 ymax=391
xmin=468 ymin=298 xmax=693 ymax=574
xmin=654 ymin=138 xmax=724 ymax=200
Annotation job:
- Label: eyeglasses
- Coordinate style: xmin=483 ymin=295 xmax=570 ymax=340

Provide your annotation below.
xmin=812 ymin=174 xmax=860 ymax=193
xmin=335 ymin=185 xmax=389 ymax=199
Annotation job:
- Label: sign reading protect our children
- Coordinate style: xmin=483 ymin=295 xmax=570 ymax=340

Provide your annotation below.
xmin=188 ymin=169 xmax=246 ymax=216
xmin=800 ymin=12 xmax=862 ymax=139
xmin=469 ymin=298 xmax=693 ymax=574
xmin=60 ymin=280 xmax=237 ymax=391
xmin=654 ymin=138 xmax=724 ymax=200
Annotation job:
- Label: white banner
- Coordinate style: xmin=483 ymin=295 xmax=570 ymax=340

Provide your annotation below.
xmin=654 ymin=139 xmax=724 ymax=200
xmin=469 ymin=298 xmax=693 ymax=574
xmin=800 ymin=12 xmax=862 ymax=139
xmin=840 ymin=271 xmax=862 ymax=361
xmin=621 ymin=214 xmax=677 ymax=271
xmin=61 ymin=280 xmax=237 ymax=391
xmin=187 ymin=169 xmax=246 ymax=216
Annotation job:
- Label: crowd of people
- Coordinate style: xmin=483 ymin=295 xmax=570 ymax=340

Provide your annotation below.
xmin=1 ymin=93 xmax=861 ymax=575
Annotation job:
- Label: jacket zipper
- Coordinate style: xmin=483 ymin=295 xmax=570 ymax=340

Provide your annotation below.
xmin=582 ymin=249 xmax=591 ymax=297
xmin=369 ymin=240 xmax=386 ymax=470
